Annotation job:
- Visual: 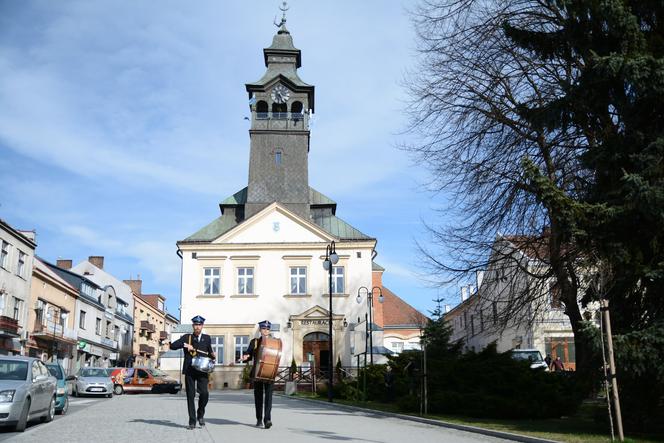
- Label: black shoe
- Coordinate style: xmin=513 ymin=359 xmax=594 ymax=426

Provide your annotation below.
xmin=255 ymin=419 xmax=262 ymax=427
xmin=187 ymin=422 xmax=196 ymax=430
xmin=264 ymin=420 xmax=272 ymax=429
xmin=198 ymin=417 xmax=205 ymax=426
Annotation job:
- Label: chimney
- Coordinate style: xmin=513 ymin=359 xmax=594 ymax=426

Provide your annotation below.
xmin=56 ymin=259 xmax=72 ymax=270
xmin=476 ymin=270 xmax=485 ymax=290
xmin=461 ymin=286 xmax=469 ymax=302
xmin=124 ymin=277 xmax=142 ymax=296
xmin=445 ymin=305 xmax=451 ymax=313
xmin=88 ymin=256 xmax=104 ymax=270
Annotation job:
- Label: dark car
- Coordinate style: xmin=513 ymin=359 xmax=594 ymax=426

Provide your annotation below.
xmin=45 ymin=363 xmax=68 ymax=414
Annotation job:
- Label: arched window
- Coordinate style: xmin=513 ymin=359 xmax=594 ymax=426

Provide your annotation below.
xmin=303 ymin=332 xmax=329 ymax=342
xmin=291 ymin=101 xmax=303 ymax=114
xmin=272 ymin=102 xmax=287 ymax=117
xmin=256 ymin=101 xmax=268 ymax=119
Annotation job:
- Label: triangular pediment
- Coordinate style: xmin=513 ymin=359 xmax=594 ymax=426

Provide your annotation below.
xmin=291 ymin=305 xmax=344 ymax=321
xmin=213 ymin=202 xmax=335 ymax=244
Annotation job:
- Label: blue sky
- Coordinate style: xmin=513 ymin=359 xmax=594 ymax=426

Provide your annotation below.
xmin=0 ymin=1 xmax=461 ymax=319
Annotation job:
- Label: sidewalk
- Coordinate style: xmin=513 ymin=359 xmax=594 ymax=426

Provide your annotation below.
xmin=10 ymin=390 xmax=519 ymax=443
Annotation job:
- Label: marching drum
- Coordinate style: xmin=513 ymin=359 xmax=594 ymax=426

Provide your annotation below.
xmin=253 ymin=336 xmax=282 ymax=382
xmin=191 ymin=355 xmax=215 ymax=373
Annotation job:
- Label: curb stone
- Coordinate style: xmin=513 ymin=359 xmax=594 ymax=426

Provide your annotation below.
xmin=276 ymin=393 xmax=560 ymax=443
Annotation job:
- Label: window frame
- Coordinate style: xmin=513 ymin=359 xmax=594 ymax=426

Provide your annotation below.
xmin=289 ymin=266 xmax=307 ymax=295
xmin=331 ymin=266 xmax=345 ymax=294
xmin=203 ymin=267 xmax=221 ymax=295
xmin=211 ymin=335 xmax=224 ymax=365
xmin=234 ymin=335 xmax=250 ymax=363
xmin=0 ymin=241 xmax=9 ymax=270
xmin=237 ymin=267 xmax=255 ymax=295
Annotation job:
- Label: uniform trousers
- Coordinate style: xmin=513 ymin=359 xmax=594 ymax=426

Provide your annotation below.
xmin=185 ymin=369 xmax=209 ymax=424
xmin=253 ymin=381 xmax=273 ymax=422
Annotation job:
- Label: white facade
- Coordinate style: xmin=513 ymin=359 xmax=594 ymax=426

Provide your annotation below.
xmin=445 ymin=237 xmax=598 ymax=370
xmin=178 ymin=203 xmax=376 ymax=384
xmin=70 ymin=260 xmax=135 ymax=366
xmin=0 ymin=220 xmax=37 ymax=355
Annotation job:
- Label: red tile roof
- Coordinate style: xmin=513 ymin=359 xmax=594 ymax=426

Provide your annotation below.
xmin=381 ymin=286 xmax=428 ymax=328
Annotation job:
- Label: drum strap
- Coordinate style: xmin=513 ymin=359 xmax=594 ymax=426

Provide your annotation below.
xmin=188 ymin=334 xmax=197 ymax=357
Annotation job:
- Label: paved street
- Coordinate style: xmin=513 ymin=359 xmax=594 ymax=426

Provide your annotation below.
xmin=0 ymin=391 xmax=514 ymax=442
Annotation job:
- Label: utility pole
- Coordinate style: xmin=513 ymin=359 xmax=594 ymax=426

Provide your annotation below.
xmin=601 ymin=298 xmax=624 ymax=441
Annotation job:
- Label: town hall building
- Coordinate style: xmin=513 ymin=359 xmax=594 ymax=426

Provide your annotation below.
xmin=171 ymin=15 xmax=422 ymax=388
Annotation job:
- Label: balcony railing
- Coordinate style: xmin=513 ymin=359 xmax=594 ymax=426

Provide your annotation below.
xmin=252 ymin=112 xmax=309 ymax=130
xmin=139 ymin=344 xmax=155 ymax=355
xmin=140 ymin=321 xmax=156 ymax=333
xmin=0 ymin=316 xmax=19 ymax=336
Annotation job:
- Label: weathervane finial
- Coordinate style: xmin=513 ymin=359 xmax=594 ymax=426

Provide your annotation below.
xmin=273 ymin=1 xmax=289 ymax=29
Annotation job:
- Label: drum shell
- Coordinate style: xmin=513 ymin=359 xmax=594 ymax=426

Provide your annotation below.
xmin=191 ymin=355 xmax=214 ymax=373
xmin=253 ymin=337 xmax=282 ymax=382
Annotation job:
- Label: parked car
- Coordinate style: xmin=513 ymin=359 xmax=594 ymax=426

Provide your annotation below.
xmin=0 ymin=356 xmax=57 ymax=432
xmin=509 ymin=349 xmax=549 ymax=371
xmin=67 ymin=367 xmax=113 ymax=397
xmin=115 ymin=367 xmax=181 ymax=394
xmin=103 ymin=367 xmax=128 ymax=395
xmin=45 ymin=363 xmax=68 ymax=414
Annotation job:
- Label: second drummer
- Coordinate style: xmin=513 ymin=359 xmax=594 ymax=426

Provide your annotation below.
xmin=241 ymin=320 xmax=275 ymax=429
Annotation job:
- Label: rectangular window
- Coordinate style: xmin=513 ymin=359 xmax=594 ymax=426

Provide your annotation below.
xmin=549 ymin=283 xmax=563 ymax=309
xmin=12 ymin=297 xmax=22 ymax=321
xmin=17 ymin=251 xmax=26 ymax=278
xmin=470 ymin=315 xmax=475 ymax=335
xmin=391 ymin=342 xmax=404 ymax=355
xmin=237 ymin=267 xmax=254 ymax=295
xmin=492 ymin=302 xmax=498 ymax=323
xmin=80 ymin=311 xmax=86 ymax=329
xmin=106 ymin=321 xmax=112 ymax=338
xmin=0 ymin=241 xmax=9 ymax=269
xmin=212 ymin=336 xmax=224 ymax=365
xmin=331 ymin=266 xmax=345 ymax=294
xmin=290 ymin=267 xmax=307 ymax=294
xmin=95 ymin=318 xmax=102 ymax=335
xmin=235 ymin=335 xmax=249 ymax=363
xmin=203 ymin=267 xmax=221 ymax=295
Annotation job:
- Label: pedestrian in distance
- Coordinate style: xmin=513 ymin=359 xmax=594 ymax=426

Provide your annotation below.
xmin=169 ymin=315 xmax=215 ymax=430
xmin=551 ymin=356 xmax=565 ymax=372
xmin=544 ymin=353 xmax=552 ymax=369
xmin=242 ymin=320 xmax=275 ymax=429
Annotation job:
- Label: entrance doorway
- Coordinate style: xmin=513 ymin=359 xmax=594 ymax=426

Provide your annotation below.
xmin=302 ymin=332 xmax=329 ymax=377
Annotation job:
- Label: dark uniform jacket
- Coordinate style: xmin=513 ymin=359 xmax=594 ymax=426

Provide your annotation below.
xmin=170 ymin=333 xmax=215 ymax=374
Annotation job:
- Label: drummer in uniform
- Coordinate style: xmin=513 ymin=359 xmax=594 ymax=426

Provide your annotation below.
xmin=241 ymin=320 xmax=275 ymax=429
xmin=169 ymin=315 xmax=215 ymax=429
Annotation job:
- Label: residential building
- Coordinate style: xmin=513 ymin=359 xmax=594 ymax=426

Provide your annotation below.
xmin=126 ymin=278 xmax=164 ymax=368
xmin=70 ymin=256 xmax=135 ymax=367
xmin=26 ymin=257 xmax=79 ymax=373
xmin=444 ymin=235 xmax=599 ymax=370
xmin=0 ymin=219 xmax=37 ymax=355
xmin=45 ymin=259 xmax=125 ymax=370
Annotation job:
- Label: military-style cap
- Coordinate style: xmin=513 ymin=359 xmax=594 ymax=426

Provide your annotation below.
xmin=258 ymin=320 xmax=271 ymax=330
xmin=191 ymin=315 xmax=206 ymax=325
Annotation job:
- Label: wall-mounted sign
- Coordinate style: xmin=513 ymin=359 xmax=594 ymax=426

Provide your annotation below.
xmin=300 ymin=319 xmax=328 ymax=326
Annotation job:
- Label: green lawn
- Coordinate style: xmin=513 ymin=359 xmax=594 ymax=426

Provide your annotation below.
xmin=291 ymin=394 xmax=663 ymax=443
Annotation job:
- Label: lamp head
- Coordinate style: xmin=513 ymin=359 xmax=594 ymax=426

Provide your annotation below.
xmin=323 ymin=259 xmax=330 ymax=271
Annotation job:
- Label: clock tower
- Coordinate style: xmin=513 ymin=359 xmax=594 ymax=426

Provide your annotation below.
xmin=244 ymin=13 xmax=315 ymax=220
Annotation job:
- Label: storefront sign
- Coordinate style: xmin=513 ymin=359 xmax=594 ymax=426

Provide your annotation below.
xmin=300 ymin=319 xmax=328 ymax=326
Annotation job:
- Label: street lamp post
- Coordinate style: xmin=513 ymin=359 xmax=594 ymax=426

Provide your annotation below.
xmin=322 ymin=240 xmax=339 ymax=402
xmin=357 ymin=286 xmax=384 ymax=365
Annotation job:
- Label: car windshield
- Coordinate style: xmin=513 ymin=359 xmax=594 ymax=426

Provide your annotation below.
xmin=46 ymin=364 xmax=63 ymax=379
xmin=512 ymin=351 xmax=543 ymax=362
xmin=80 ymin=368 xmax=109 ymax=378
xmin=103 ymin=368 xmax=115 ymax=376
xmin=0 ymin=360 xmax=28 ymax=381
xmin=148 ymin=369 xmax=168 ymax=377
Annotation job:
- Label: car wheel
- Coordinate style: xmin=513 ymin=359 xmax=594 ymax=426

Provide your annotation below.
xmin=15 ymin=397 xmax=30 ymax=432
xmin=58 ymin=396 xmax=69 ymax=415
xmin=41 ymin=396 xmax=55 ymax=423
xmin=114 ymin=384 xmax=124 ymax=395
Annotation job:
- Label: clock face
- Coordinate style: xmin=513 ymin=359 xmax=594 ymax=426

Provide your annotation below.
xmin=271 ymin=84 xmax=290 ymax=104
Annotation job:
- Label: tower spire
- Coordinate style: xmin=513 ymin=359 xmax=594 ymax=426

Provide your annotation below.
xmin=273 ymin=1 xmax=289 ymax=34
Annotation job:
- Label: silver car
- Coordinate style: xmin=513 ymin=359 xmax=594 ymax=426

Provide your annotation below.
xmin=69 ymin=367 xmax=113 ymax=397
xmin=0 ymin=356 xmax=57 ymax=432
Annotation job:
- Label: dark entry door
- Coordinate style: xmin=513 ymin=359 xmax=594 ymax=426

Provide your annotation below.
xmin=302 ymin=332 xmax=330 ymax=377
